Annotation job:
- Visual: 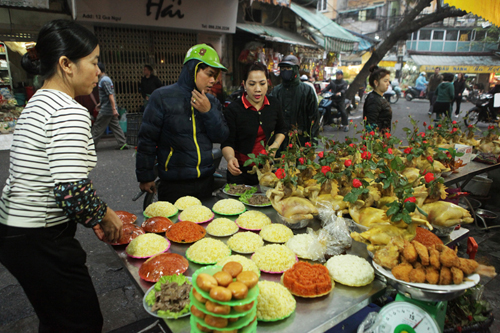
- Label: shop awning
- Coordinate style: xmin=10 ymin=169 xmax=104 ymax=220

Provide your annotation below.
xmin=444 ymin=0 xmax=500 ymax=26
xmin=290 ymin=3 xmax=358 ymax=52
xmin=237 ymin=23 xmax=318 ymax=48
xmin=338 ymin=4 xmax=384 ymax=14
xmin=411 ymin=54 xmax=500 ymax=74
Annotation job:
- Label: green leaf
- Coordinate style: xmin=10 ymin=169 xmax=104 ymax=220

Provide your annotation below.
xmin=404 ymin=201 xmax=416 ymax=212
xmin=393 ymin=213 xmax=403 ymax=222
xmin=243 ymin=160 xmax=253 ymax=167
xmin=386 ymin=204 xmax=400 ymax=217
xmin=402 ymin=213 xmax=412 ymax=224
xmin=343 ymin=192 xmax=358 ymax=203
xmin=365 ymin=171 xmax=375 ymax=179
xmin=247 ymin=154 xmax=255 ymax=159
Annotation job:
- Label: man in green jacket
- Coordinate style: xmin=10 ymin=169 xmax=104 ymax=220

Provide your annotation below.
xmin=271 ymin=55 xmax=319 ymax=147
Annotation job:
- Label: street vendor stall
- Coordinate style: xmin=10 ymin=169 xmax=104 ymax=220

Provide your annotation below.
xmin=108 ymin=116 xmax=500 ymax=332
xmin=112 ymin=196 xmax=386 ymax=333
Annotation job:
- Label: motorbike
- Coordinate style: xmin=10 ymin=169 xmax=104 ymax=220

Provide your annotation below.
xmin=383 ymin=84 xmax=400 ymax=104
xmin=318 ymin=92 xmax=358 ymax=131
xmin=404 ymin=86 xmax=427 ymax=101
xmin=464 ymin=93 xmax=499 ymax=126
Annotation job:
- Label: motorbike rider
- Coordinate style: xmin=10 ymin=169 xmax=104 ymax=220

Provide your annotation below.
xmin=415 ymin=72 xmax=428 ymax=97
xmin=136 ymin=44 xmax=229 ymax=202
xmin=271 ymin=55 xmax=319 ymax=147
xmin=321 ymin=69 xmax=349 ymax=132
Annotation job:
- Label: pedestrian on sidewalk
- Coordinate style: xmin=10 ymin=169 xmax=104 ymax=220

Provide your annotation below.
xmin=453 ymin=73 xmax=466 ymax=117
xmin=91 ymin=62 xmax=128 ymax=150
xmin=433 ymin=73 xmax=455 ymax=121
xmin=0 ymin=19 xmax=123 ymax=333
xmin=427 ymin=67 xmax=443 ymax=115
xmin=363 ymin=65 xmax=393 ymax=133
xmin=140 ymin=64 xmax=162 ymax=107
xmin=136 ymin=44 xmax=229 ymax=203
xmin=271 ymin=55 xmax=319 ymax=145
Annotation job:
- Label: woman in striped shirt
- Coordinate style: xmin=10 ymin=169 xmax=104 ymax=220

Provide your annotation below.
xmin=0 ymin=20 xmax=122 ymax=332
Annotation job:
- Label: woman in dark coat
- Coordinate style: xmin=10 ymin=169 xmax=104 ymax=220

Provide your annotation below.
xmin=363 ymin=65 xmax=393 ymax=132
xmin=222 ymin=62 xmax=286 ymax=185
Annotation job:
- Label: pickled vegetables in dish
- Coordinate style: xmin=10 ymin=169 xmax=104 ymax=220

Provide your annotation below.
xmin=139 ymin=253 xmax=189 ymax=282
xmin=282 ymin=262 xmax=333 ymax=297
xmin=142 ymin=216 xmax=174 ymax=233
xmin=165 ymin=221 xmax=206 ymax=243
xmin=94 ymin=223 xmax=144 ymax=245
xmin=115 ymin=210 xmax=137 ymax=224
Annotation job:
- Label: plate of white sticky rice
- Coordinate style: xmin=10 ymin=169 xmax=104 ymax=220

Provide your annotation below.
xmin=326 ymin=254 xmax=374 ymax=287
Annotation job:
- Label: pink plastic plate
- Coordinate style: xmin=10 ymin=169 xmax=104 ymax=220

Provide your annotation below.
xmin=251 ymin=254 xmax=298 ymax=274
xmin=177 ymin=213 xmax=214 ymax=224
xmin=126 ymin=239 xmax=171 ymax=259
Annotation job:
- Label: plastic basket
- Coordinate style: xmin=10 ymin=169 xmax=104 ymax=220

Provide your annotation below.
xmin=126 ymin=112 xmax=143 ymax=146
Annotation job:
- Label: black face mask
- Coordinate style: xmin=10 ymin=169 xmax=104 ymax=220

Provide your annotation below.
xmin=280 ymin=69 xmax=294 ymax=81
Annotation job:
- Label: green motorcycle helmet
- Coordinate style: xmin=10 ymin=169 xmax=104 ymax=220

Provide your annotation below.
xmin=183 ymin=44 xmax=227 ymax=71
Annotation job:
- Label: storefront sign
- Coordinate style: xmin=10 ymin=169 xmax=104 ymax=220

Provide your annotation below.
xmin=75 ymin=0 xmax=238 ymax=33
xmin=419 ymin=65 xmax=500 ymax=74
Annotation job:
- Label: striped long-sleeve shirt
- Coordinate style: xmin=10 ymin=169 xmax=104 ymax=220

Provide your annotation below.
xmin=0 ymin=89 xmax=98 ymax=228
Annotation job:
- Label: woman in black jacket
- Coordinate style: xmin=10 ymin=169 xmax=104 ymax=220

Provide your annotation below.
xmin=222 ymin=62 xmax=286 ymax=185
xmin=453 ymin=73 xmax=466 ymax=117
xmin=363 ymin=65 xmax=393 ymax=132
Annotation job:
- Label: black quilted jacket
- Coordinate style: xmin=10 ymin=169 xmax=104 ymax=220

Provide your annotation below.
xmin=135 ymin=60 xmax=229 ymax=183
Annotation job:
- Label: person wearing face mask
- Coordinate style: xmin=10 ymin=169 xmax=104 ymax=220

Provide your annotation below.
xmin=136 ymin=44 xmax=229 ymax=202
xmin=363 ymin=65 xmax=393 ymax=132
xmin=222 ymin=62 xmax=286 ymax=185
xmin=321 ymin=69 xmax=349 ymax=131
xmin=271 ymin=55 xmax=319 ymax=147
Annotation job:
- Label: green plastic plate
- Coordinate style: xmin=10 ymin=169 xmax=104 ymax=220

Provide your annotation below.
xmin=212 ymin=207 xmax=246 ymax=216
xmin=190 ymin=315 xmax=257 ymax=333
xmin=185 ymin=247 xmax=231 ymax=266
xmin=189 ymin=289 xmax=256 ymax=318
xmin=190 ymin=306 xmax=257 ymax=331
xmin=191 ymin=265 xmax=259 ymax=306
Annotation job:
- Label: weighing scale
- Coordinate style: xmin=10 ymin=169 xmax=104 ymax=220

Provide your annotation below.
xmin=359 ymin=293 xmax=447 ymax=333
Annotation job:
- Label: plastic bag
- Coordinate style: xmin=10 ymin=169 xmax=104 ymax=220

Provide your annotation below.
xmin=306 ymin=201 xmax=353 ymax=262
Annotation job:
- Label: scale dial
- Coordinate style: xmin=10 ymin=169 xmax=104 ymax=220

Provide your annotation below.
xmin=377 ymin=302 xmax=440 ymax=333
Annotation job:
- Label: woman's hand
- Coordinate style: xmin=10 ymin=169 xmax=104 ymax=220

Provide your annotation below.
xmin=191 ymin=90 xmax=211 ymax=113
xmin=98 ymin=207 xmax=123 ymax=243
xmin=227 ymin=157 xmax=242 ymax=176
xmin=140 ymin=181 xmax=156 ymax=194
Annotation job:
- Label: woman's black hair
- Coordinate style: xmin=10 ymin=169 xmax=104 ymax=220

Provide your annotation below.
xmin=21 ymin=20 xmax=98 ymax=80
xmin=368 ymin=65 xmax=391 ymax=89
xmin=144 ymin=64 xmax=153 ymax=72
xmin=442 ymin=73 xmax=454 ymax=82
xmin=243 ymin=62 xmax=269 ymax=81
xmin=98 ymin=62 xmax=105 ymax=73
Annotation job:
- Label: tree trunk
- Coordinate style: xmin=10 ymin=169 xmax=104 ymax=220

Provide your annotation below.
xmin=346 ymin=0 xmax=467 ymax=100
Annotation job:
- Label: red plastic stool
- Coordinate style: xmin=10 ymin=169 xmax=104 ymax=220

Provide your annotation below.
xmin=467 ymin=237 xmax=478 ymax=259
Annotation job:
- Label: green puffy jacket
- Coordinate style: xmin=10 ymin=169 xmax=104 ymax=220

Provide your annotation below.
xmin=270 ymin=66 xmax=319 ymax=146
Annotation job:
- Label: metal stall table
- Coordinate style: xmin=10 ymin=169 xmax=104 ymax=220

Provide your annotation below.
xmin=111 ymin=193 xmax=386 ymax=333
